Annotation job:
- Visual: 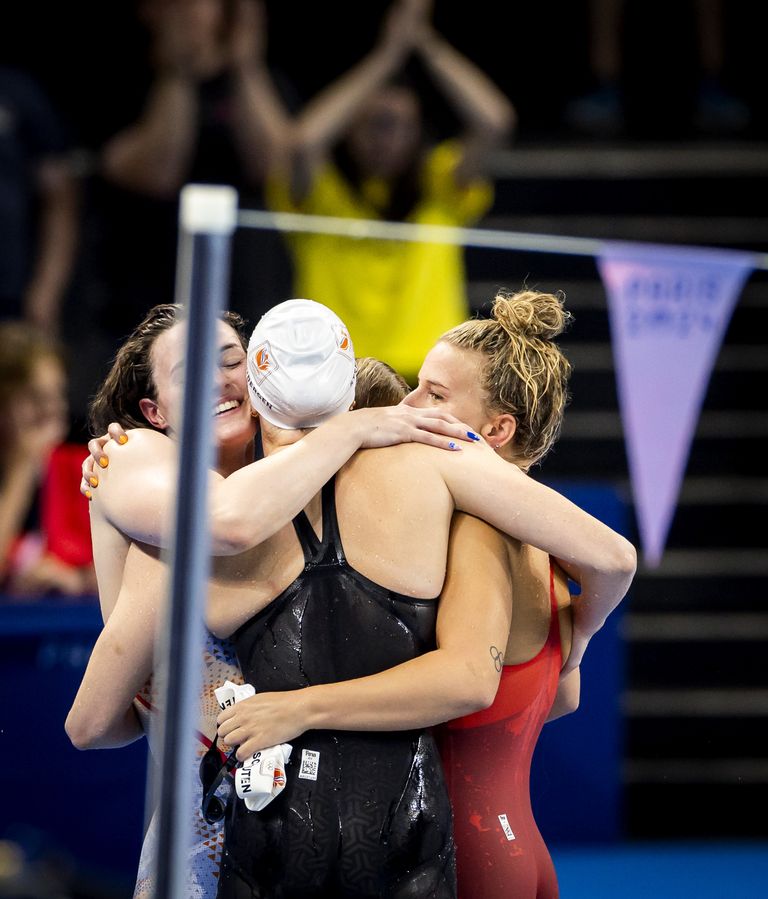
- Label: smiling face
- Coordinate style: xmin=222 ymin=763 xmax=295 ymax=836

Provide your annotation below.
xmin=140 ymin=320 xmax=255 ymax=452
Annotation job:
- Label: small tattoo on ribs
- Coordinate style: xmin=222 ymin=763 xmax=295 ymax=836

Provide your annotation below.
xmin=490 ymin=645 xmax=504 ymax=672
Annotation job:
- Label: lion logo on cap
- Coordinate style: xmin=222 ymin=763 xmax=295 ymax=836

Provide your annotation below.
xmin=256 ymin=347 xmax=270 ymax=371
xmin=249 ymin=340 xmax=279 ymax=385
xmin=335 ymin=327 xmax=353 ymax=357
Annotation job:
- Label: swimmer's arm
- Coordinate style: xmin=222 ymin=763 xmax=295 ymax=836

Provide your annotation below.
xmin=65 ymin=542 xmax=165 ymax=750
xmin=88 ymin=428 xmax=184 ymax=547
xmin=546 ymin=560 xmax=580 ymax=721
xmin=94 ymin=410 xmax=473 ymax=555
xmin=217 ymin=514 xmax=512 ymax=758
xmin=440 ymin=445 xmax=636 ymax=675
xmin=88 ymin=500 xmax=131 ymax=623
xmin=546 ymin=668 xmax=581 ymax=722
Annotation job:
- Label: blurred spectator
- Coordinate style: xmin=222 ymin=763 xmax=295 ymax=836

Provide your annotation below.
xmin=0 ymin=67 xmax=79 ymax=334
xmin=267 ymin=0 xmax=514 ymax=383
xmin=88 ymin=0 xmax=292 ymax=342
xmin=564 ymin=0 xmax=750 ymax=136
xmin=0 ymin=323 xmax=94 ymax=599
xmin=0 ymin=835 xmax=75 ymax=899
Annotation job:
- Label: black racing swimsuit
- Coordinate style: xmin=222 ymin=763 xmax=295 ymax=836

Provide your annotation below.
xmin=216 ymin=478 xmax=456 ymax=899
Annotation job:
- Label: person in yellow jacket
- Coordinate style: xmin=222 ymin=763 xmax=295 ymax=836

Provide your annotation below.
xmin=268 ymin=0 xmax=515 ymax=382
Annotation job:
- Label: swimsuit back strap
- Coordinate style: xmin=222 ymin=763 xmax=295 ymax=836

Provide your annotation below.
xmin=548 ymin=560 xmax=563 ymax=655
xmin=319 ymin=475 xmax=347 ymax=566
xmin=291 ymin=510 xmax=321 ymax=563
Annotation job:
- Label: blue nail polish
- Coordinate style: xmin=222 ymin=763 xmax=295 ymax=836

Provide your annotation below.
xmin=467 ymin=431 xmax=480 ymax=441
xmin=449 ymin=441 xmax=459 ymax=450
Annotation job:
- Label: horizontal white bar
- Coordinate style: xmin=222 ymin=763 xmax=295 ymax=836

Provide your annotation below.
xmin=487 ymin=213 xmax=768 ymax=246
xmin=236 ymin=209 xmax=768 ymax=270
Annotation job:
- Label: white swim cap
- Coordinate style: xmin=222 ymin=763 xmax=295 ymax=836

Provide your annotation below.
xmin=246 ymin=299 xmax=356 ymax=429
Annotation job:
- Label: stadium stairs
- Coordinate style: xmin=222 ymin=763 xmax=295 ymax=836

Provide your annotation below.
xmin=472 ymin=141 xmax=768 ymax=839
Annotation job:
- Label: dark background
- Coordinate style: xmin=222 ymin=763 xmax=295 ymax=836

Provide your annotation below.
xmin=2 ymin=2 xmax=766 ymax=896
xmin=2 ymin=0 xmax=767 ymax=151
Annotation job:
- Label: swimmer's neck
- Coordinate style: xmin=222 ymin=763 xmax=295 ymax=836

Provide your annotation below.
xmin=260 ymin=423 xmax=313 ymax=457
xmin=216 ymin=441 xmax=256 ymax=477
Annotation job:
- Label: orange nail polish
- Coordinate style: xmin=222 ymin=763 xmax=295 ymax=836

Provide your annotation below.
xmin=118 ymin=434 xmax=128 ymax=445
xmin=89 ymin=476 xmax=99 ymax=487
xmin=98 ymin=457 xmax=109 ymax=468
xmin=85 ymin=490 xmax=92 ymax=500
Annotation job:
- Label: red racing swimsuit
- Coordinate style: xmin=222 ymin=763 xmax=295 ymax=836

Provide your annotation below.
xmin=438 ymin=563 xmax=562 ymax=899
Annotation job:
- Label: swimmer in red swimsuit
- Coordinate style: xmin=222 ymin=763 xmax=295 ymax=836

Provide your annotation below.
xmin=439 ymin=546 xmax=574 ymax=899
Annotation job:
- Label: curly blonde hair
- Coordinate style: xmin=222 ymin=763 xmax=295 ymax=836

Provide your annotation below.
xmin=441 ymin=290 xmax=572 ymax=468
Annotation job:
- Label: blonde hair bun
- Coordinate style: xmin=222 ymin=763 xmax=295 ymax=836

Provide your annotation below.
xmin=492 ymin=290 xmax=571 ymax=341
xmin=440 ymin=287 xmax=573 ymax=467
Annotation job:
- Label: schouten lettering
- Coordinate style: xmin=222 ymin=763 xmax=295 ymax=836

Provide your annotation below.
xmin=240 ymin=751 xmax=262 ymax=794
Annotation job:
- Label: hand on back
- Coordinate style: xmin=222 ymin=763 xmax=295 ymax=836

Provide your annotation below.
xmin=353 ymin=404 xmax=481 ymax=451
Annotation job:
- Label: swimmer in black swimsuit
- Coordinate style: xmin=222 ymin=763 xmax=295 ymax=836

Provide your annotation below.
xmin=210 ymin=299 xmax=633 ymax=899
xmin=217 ymin=477 xmax=455 ymax=899
xmin=206 ymin=299 xmax=455 ymax=898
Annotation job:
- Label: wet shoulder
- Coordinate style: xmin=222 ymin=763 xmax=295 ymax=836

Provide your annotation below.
xmin=503 ymin=543 xmax=558 ymax=664
xmin=108 ymin=428 xmax=173 ymax=465
xmin=341 ymin=442 xmax=452 ymax=481
xmin=449 ymin=511 xmax=510 ymax=556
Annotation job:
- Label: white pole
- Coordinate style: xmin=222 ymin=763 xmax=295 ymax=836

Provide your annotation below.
xmin=151 ymin=184 xmax=238 ymax=899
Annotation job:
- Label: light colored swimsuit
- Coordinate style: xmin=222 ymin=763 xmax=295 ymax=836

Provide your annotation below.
xmin=133 ymin=632 xmax=243 ymax=899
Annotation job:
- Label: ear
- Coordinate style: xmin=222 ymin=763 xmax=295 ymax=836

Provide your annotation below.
xmin=480 ymin=413 xmax=517 ymax=450
xmin=138 ymin=397 xmax=168 ymax=430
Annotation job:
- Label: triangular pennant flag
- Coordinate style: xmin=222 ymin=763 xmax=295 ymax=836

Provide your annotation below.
xmin=598 ymin=242 xmax=753 ymax=566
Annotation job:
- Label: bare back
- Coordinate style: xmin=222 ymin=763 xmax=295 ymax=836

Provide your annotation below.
xmin=503 ymin=540 xmax=573 ymax=670
xmin=208 ymin=443 xmax=454 ymax=636
xmin=334 ymin=445 xmax=454 ymax=597
xmin=208 ymin=442 xmax=576 ymax=659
